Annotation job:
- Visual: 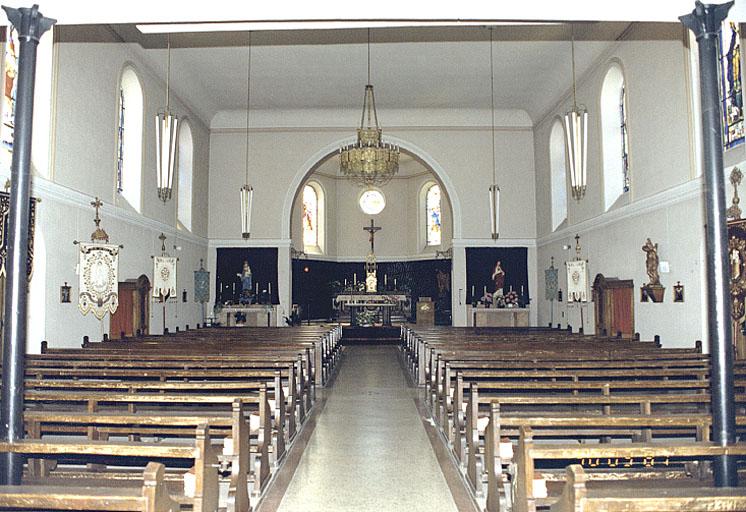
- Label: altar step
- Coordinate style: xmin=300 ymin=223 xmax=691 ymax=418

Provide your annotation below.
xmin=341 ymin=326 xmax=401 ymax=345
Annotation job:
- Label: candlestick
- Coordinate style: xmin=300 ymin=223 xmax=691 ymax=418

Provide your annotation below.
xmin=384 ymin=274 xmax=388 ymax=286
xmin=256 ymin=282 xmax=259 ymax=294
xmin=344 ymin=278 xmax=347 ymax=286
xmin=268 ymin=282 xmax=271 ymax=296
xmin=354 ymin=273 xmax=357 ymax=285
xmin=394 ymin=278 xmax=397 ymax=288
xmin=232 ymin=283 xmax=235 ymax=294
xmin=471 ymin=285 xmax=475 ymax=297
xmin=483 ymin=285 xmax=487 ymax=296
xmin=521 ymin=285 xmax=524 ymax=295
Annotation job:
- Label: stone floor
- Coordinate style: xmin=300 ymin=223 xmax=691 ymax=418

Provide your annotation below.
xmin=274 ymin=345 xmax=459 ymax=512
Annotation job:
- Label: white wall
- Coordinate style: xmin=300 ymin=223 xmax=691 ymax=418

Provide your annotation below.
xmin=533 ymin=30 xmax=706 ymax=348
xmin=4 ymin=40 xmax=211 ymax=351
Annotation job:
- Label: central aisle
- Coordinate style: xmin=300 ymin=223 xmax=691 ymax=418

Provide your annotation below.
xmin=275 ymin=345 xmax=459 ymax=512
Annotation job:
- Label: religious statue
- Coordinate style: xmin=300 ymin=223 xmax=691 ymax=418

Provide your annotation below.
xmin=641 ymin=238 xmax=660 ymax=286
xmin=641 ymin=238 xmax=665 ymax=302
xmin=237 ymin=260 xmax=253 ymax=304
xmin=491 ymin=260 xmax=505 ymax=296
xmin=436 ymin=269 xmax=450 ymax=298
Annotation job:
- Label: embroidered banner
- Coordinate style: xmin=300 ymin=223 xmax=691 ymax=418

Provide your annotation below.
xmin=545 ymin=266 xmax=558 ymax=301
xmin=0 ymin=190 xmax=35 ymax=279
xmin=566 ymin=260 xmax=589 ymax=302
xmin=153 ymin=256 xmax=177 ymax=299
xmin=194 ymin=267 xmax=210 ymax=303
xmin=78 ymin=242 xmax=119 ymax=320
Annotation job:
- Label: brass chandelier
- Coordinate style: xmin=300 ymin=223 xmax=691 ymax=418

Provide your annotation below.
xmin=340 ymin=28 xmax=399 ymax=187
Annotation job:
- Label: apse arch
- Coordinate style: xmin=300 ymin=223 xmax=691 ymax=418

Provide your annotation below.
xmin=281 ymin=136 xmax=462 ymax=240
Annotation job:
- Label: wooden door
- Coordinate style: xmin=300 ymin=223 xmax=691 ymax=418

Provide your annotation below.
xmin=110 ymin=282 xmax=135 ymax=339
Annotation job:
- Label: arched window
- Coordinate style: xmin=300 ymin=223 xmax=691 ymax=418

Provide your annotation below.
xmin=719 ymin=19 xmax=743 ymax=149
xmin=177 ymin=122 xmax=193 ymax=231
xmin=116 ymin=67 xmax=144 ymax=213
xmin=601 ymin=64 xmax=629 ymax=210
xmin=0 ymin=27 xmax=18 ymax=171
xmin=302 ymin=182 xmax=324 ymax=254
xmin=425 ymin=183 xmax=442 ymax=246
xmin=550 ymin=120 xmax=567 ymax=231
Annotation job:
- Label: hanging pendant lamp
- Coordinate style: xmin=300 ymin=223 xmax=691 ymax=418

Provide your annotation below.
xmin=563 ymin=25 xmax=588 ymax=200
xmin=487 ymin=28 xmax=500 ymax=240
xmin=339 ymin=28 xmax=399 ymax=187
xmin=240 ymin=32 xmax=254 ymax=239
xmin=156 ymin=34 xmax=179 ymax=202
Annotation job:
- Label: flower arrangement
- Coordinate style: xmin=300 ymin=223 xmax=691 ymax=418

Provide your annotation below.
xmin=504 ymin=290 xmax=519 ymax=307
xmin=480 ymin=292 xmax=493 ymax=307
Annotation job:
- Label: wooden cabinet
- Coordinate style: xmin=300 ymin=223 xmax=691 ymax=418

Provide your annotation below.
xmin=592 ymin=274 xmax=634 ymax=338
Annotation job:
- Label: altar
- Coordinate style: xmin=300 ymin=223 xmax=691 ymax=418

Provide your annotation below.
xmin=466 ymin=305 xmax=530 ymax=327
xmin=216 ymin=305 xmax=278 ymax=327
xmin=334 ymin=293 xmax=409 ymax=326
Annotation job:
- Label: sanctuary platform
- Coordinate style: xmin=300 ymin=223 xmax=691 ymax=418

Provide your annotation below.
xmin=341 ymin=326 xmax=401 ymax=345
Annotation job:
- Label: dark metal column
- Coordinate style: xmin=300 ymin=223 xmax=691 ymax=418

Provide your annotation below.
xmin=680 ymin=0 xmax=737 ymax=487
xmin=0 ymin=4 xmax=54 ymax=485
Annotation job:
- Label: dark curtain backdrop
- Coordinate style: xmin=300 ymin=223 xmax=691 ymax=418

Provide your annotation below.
xmin=465 ymin=247 xmax=529 ymax=303
xmin=292 ymin=258 xmax=452 ymax=323
xmin=215 ymin=248 xmax=279 ymax=304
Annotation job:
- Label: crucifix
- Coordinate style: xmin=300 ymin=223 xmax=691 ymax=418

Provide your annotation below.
xmin=363 ymin=219 xmax=381 ymax=254
xmin=89 ymin=197 xmax=109 ymax=243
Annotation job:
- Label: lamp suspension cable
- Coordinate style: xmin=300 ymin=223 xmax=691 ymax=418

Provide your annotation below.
xmin=245 ymin=31 xmax=252 ymax=183
xmin=490 ymin=27 xmax=496 ymax=186
xmin=166 ymin=34 xmax=171 ymax=112
xmin=367 ymin=27 xmax=371 ymax=85
xmin=570 ymin=25 xmax=577 ymax=109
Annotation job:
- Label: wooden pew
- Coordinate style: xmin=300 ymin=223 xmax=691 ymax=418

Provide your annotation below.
xmin=0 ymin=461 xmax=178 ymax=511
xmin=551 ymin=464 xmax=746 ymax=512
xmin=514 ymin=426 xmax=746 ymax=512
xmin=0 ymin=424 xmax=220 ymax=512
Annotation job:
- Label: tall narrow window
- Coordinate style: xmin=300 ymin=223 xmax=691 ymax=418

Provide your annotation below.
xmin=620 ymin=84 xmax=630 ymax=192
xmin=550 ymin=120 xmax=567 ymax=231
xmin=177 ymin=122 xmax=193 ymax=231
xmin=601 ymin=64 xmax=628 ymax=210
xmin=302 ymin=184 xmax=318 ymax=249
xmin=1 ymin=27 xmax=18 ymax=171
xmin=117 ymin=68 xmax=144 ymax=213
xmin=426 ymin=184 xmax=442 ymax=246
xmin=719 ymin=20 xmax=743 ymax=149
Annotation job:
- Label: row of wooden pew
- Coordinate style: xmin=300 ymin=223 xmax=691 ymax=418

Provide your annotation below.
xmin=399 ymin=326 xmax=746 ymax=512
xmin=0 ymin=325 xmax=343 ymax=511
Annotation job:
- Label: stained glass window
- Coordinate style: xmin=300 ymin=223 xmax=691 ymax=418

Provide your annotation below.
xmin=116 ymin=87 xmax=125 ymax=192
xmin=426 ymin=184 xmax=442 ymax=246
xmin=359 ymin=189 xmax=385 ymax=215
xmin=620 ymin=84 xmax=630 ymax=192
xmin=302 ymin=184 xmax=318 ymax=248
xmin=1 ymin=27 xmax=18 ymax=171
xmin=719 ymin=20 xmax=743 ymax=149
xmin=117 ymin=68 xmax=143 ymax=212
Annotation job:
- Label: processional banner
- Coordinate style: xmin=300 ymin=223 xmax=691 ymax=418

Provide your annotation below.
xmin=544 ymin=266 xmax=558 ymax=301
xmin=153 ymin=256 xmax=177 ymax=299
xmin=566 ymin=260 xmax=589 ymax=302
xmin=78 ymin=242 xmax=119 ymax=320
xmin=194 ymin=268 xmax=210 ymax=303
xmin=0 ymin=190 xmax=36 ymax=279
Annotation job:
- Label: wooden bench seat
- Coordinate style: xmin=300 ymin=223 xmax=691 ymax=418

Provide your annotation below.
xmin=551 ymin=465 xmax=746 ymax=512
xmin=0 ymin=462 xmax=178 ymax=511
xmin=0 ymin=424 xmax=219 ymax=512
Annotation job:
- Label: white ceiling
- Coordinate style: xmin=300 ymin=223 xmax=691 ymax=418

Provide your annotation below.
xmin=135 ymin=38 xmax=615 ymax=124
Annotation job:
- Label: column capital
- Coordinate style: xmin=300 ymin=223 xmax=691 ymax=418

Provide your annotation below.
xmin=679 ymin=1 xmax=732 ymax=41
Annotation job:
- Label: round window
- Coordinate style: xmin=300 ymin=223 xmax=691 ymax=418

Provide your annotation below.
xmin=359 ymin=189 xmax=386 ymax=215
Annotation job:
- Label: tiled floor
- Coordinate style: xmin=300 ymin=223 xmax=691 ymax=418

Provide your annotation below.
xmin=275 ymin=345 xmax=459 ymax=512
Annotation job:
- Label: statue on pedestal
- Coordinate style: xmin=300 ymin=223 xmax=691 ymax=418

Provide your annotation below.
xmin=237 ymin=260 xmax=254 ymax=304
xmin=641 ymin=238 xmax=665 ymax=302
xmin=491 ymin=260 xmax=505 ymax=296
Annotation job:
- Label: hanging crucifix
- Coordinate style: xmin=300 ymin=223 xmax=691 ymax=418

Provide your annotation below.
xmin=363 ymin=219 xmax=381 ymax=254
